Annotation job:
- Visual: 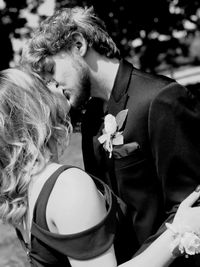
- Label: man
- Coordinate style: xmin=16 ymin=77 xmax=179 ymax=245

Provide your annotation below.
xmin=21 ymin=6 xmax=200 ymax=266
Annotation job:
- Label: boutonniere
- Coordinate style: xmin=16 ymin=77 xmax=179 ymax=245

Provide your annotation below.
xmin=98 ymin=109 xmax=128 ymax=158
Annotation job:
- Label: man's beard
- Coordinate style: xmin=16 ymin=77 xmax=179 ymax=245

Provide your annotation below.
xmin=68 ymin=57 xmax=91 ymax=111
xmin=68 ymin=65 xmax=91 ymax=128
xmin=71 ymin=73 xmax=91 ymax=110
xmin=68 ymin=77 xmax=91 ymax=128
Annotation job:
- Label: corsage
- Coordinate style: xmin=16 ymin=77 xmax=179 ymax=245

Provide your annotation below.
xmin=98 ymin=109 xmax=128 ymax=158
xmin=166 ymin=222 xmax=200 ymax=258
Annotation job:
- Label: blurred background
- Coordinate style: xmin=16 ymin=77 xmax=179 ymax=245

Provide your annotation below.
xmin=1 ymin=0 xmax=200 ymax=265
xmin=2 ymin=0 xmax=200 ymax=84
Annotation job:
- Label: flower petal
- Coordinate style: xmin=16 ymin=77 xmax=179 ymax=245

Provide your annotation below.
xmin=104 ymin=114 xmax=117 ymax=134
xmin=112 ymin=134 xmax=124 ymax=145
xmin=98 ymin=134 xmax=108 ymax=144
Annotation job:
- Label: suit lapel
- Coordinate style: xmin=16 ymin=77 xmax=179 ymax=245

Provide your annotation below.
xmin=107 ymin=59 xmax=133 ymax=116
xmin=102 ymin=60 xmax=133 ymax=193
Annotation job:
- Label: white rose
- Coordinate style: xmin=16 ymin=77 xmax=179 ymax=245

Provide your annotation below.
xmin=104 ymin=114 xmax=117 ymax=134
xmin=180 ymin=232 xmax=200 ymax=255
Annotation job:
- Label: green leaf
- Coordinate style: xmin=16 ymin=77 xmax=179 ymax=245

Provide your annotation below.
xmin=116 ymin=109 xmax=128 ymax=130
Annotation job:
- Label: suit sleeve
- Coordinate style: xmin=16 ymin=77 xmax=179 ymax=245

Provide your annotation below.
xmin=141 ymin=82 xmax=200 ymax=250
xmin=149 ymin=82 xmax=200 ymax=207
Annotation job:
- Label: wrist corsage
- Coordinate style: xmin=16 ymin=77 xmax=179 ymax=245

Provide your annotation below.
xmin=98 ymin=109 xmax=128 ymax=158
xmin=166 ymin=222 xmax=200 ymax=258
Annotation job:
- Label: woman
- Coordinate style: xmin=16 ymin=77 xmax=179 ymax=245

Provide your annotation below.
xmin=0 ymin=68 xmax=200 ymax=267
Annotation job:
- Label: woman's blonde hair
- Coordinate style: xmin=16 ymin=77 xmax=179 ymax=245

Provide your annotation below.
xmin=0 ymin=68 xmax=72 ymax=226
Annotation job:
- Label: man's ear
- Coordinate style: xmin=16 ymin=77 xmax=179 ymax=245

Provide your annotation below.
xmin=71 ymin=32 xmax=88 ymax=57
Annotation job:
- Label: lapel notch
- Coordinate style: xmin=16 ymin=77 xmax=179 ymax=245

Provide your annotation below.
xmin=108 ymin=59 xmax=133 ymax=116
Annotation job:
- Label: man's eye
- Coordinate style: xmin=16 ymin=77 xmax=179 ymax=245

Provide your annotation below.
xmin=48 ymin=69 xmax=54 ymax=75
xmin=45 ymin=61 xmax=54 ymax=74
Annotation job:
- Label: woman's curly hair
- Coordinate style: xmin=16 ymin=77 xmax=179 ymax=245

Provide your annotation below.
xmin=0 ymin=68 xmax=72 ymax=227
xmin=21 ymin=6 xmax=120 ymax=74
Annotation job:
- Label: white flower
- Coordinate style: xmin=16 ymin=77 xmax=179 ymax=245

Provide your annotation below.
xmin=166 ymin=223 xmax=200 ymax=257
xmin=104 ymin=114 xmax=117 ymax=134
xmin=180 ymin=232 xmax=200 ymax=255
xmin=98 ymin=109 xmax=128 ymax=158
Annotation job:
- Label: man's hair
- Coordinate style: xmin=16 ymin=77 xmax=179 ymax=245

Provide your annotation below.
xmin=21 ymin=6 xmax=120 ymax=73
xmin=0 ymin=68 xmax=72 ymax=226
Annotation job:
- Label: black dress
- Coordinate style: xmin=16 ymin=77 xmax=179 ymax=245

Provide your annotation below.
xmin=16 ymin=165 xmax=121 ymax=266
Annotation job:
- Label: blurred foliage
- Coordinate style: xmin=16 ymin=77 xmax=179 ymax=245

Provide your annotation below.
xmin=0 ymin=0 xmax=199 ymax=129
xmin=1 ymin=0 xmax=200 ymax=73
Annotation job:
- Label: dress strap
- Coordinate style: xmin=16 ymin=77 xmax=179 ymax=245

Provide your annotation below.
xmin=32 ymin=165 xmax=72 ymax=229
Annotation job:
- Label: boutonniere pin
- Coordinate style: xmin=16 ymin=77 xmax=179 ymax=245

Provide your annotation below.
xmin=98 ymin=109 xmax=128 ymax=158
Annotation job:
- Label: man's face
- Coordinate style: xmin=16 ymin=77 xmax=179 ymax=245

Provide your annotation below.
xmin=44 ymin=51 xmax=91 ymax=110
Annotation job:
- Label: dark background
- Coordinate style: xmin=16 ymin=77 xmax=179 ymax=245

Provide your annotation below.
xmin=2 ymin=0 xmax=200 ymax=139
xmin=2 ymin=0 xmax=200 ymax=74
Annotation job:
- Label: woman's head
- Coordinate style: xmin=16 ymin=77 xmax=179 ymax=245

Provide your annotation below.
xmin=0 ymin=68 xmax=71 ymax=226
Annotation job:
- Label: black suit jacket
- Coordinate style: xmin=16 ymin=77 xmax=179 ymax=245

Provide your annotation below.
xmin=81 ymin=59 xmax=200 ymax=266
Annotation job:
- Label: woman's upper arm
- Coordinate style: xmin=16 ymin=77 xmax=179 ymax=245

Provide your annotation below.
xmin=48 ymin=167 xmax=107 ymax=234
xmin=47 ymin=168 xmax=117 ymax=266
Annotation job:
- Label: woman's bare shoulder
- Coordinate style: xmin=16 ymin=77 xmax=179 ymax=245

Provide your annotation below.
xmin=47 ymin=167 xmax=106 ymax=235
